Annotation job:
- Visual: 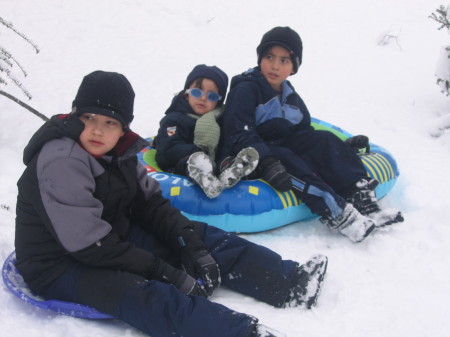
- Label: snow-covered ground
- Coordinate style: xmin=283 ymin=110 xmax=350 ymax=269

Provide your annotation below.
xmin=1 ymin=1 xmax=450 ymax=336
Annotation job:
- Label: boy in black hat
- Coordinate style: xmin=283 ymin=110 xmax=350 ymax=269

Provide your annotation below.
xmin=155 ymin=64 xmax=259 ymax=198
xmin=15 ymin=70 xmax=328 ymax=337
xmin=220 ymin=26 xmax=403 ymax=243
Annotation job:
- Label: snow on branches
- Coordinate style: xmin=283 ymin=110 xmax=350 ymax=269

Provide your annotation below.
xmin=430 ymin=5 xmax=450 ymax=97
xmin=0 ymin=16 xmax=39 ymax=99
xmin=0 ymin=16 xmax=48 ymax=121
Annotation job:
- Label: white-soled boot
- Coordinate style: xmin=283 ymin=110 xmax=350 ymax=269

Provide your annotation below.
xmin=219 ymin=147 xmax=259 ymax=189
xmin=321 ymin=203 xmax=376 ymax=243
xmin=346 ymin=178 xmax=404 ymax=228
xmin=187 ymin=152 xmax=222 ymax=198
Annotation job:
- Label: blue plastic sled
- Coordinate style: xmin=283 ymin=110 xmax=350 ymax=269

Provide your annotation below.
xmin=2 ymin=251 xmax=113 ymax=319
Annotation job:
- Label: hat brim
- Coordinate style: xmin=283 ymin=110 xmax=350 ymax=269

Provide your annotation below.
xmin=257 ymin=41 xmax=300 ymax=74
xmin=76 ymin=106 xmax=126 ymax=126
xmin=257 ymin=41 xmax=294 ymax=55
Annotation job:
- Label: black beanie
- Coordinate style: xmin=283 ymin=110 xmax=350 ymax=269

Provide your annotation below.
xmin=72 ymin=70 xmax=135 ymax=127
xmin=184 ymin=64 xmax=229 ymax=103
xmin=256 ymin=26 xmax=303 ymax=74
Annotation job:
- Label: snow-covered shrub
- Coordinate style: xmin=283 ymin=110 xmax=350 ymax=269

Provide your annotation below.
xmin=430 ymin=5 xmax=450 ymax=96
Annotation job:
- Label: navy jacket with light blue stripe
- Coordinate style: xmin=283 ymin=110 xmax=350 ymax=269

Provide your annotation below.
xmin=219 ymin=67 xmax=313 ymax=161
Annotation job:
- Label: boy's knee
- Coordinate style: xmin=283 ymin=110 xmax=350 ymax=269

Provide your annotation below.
xmin=77 ymin=268 xmax=145 ymax=315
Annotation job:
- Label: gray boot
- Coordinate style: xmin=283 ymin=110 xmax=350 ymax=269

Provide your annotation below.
xmin=346 ymin=178 xmax=404 ymax=228
xmin=219 ymin=147 xmax=259 ymax=189
xmin=320 ymin=203 xmax=376 ymax=243
xmin=346 ymin=178 xmax=380 ymax=215
xmin=187 ymin=152 xmax=222 ymax=198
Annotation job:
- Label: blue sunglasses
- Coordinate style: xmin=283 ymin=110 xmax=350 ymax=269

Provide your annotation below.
xmin=186 ymin=88 xmax=222 ymax=102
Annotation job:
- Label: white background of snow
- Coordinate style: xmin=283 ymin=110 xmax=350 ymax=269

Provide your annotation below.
xmin=1 ymin=1 xmax=450 ymax=336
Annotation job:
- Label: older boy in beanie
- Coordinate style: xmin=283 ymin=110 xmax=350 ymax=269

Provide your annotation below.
xmin=155 ymin=64 xmax=259 ymax=198
xmin=220 ymin=26 xmax=403 ymax=243
xmin=15 ymin=70 xmax=328 ymax=337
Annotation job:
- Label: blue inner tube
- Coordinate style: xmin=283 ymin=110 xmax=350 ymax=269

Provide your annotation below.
xmin=139 ymin=118 xmax=400 ymax=233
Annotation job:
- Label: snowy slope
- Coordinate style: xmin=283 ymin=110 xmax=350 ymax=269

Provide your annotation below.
xmin=1 ymin=1 xmax=450 ymax=336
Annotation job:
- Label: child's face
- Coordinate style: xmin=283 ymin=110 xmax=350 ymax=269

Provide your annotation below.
xmin=260 ymin=45 xmax=294 ymax=91
xmin=186 ymin=78 xmax=220 ymax=115
xmin=78 ymin=113 xmax=125 ymax=156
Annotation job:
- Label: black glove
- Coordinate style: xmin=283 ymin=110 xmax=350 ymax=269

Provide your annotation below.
xmin=177 ymin=226 xmax=221 ymax=297
xmin=345 ymin=135 xmax=370 ymax=153
xmin=153 ymin=258 xmax=207 ymax=297
xmin=259 ymin=156 xmax=293 ymax=192
xmin=181 ymin=248 xmax=221 ymax=297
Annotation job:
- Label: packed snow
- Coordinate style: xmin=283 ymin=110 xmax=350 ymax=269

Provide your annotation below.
xmin=1 ymin=1 xmax=450 ymax=336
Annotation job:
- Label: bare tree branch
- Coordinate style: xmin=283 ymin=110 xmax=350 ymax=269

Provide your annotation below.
xmin=0 ymin=89 xmax=49 ymax=121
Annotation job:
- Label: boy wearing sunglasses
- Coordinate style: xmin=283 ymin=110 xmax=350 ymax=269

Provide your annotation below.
xmin=155 ymin=64 xmax=259 ymax=198
xmin=16 ymin=70 xmax=328 ymax=337
xmin=220 ymin=27 xmax=403 ymax=243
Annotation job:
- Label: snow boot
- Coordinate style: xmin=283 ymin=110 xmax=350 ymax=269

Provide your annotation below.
xmin=346 ymin=178 xmax=404 ymax=228
xmin=371 ymin=208 xmax=404 ymax=228
xmin=250 ymin=324 xmax=287 ymax=337
xmin=320 ymin=203 xmax=376 ymax=243
xmin=219 ymin=147 xmax=259 ymax=189
xmin=284 ymin=255 xmax=328 ymax=309
xmin=187 ymin=152 xmax=222 ymax=198
xmin=345 ymin=178 xmax=380 ymax=215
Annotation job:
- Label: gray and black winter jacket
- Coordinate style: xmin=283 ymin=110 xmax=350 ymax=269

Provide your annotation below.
xmin=15 ymin=114 xmax=199 ymax=294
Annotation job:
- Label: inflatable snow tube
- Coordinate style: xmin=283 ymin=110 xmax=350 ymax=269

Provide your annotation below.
xmin=2 ymin=251 xmax=113 ymax=319
xmin=139 ymin=118 xmax=400 ymax=233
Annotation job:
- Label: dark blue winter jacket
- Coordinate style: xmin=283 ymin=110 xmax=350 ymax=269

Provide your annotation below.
xmin=154 ymin=92 xmax=203 ymax=172
xmin=220 ymin=67 xmax=313 ymax=161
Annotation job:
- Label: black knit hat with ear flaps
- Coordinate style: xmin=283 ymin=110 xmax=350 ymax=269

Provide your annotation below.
xmin=72 ymin=70 xmax=135 ymax=127
xmin=256 ymin=26 xmax=303 ymax=74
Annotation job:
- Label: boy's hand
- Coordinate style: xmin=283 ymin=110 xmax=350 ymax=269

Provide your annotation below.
xmin=260 ymin=156 xmax=293 ymax=192
xmin=181 ymin=249 xmax=220 ymax=297
xmin=152 ymin=258 xmax=207 ymax=297
xmin=345 ymin=135 xmax=370 ymax=153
